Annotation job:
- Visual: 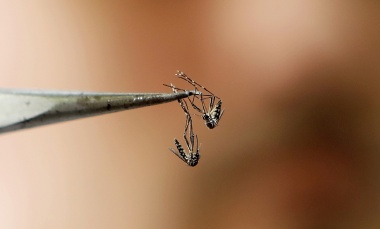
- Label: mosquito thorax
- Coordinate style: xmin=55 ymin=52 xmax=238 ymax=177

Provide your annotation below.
xmin=188 ymin=154 xmax=200 ymax=167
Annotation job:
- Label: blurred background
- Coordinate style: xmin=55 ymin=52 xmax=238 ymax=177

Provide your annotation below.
xmin=1 ymin=1 xmax=380 ymax=228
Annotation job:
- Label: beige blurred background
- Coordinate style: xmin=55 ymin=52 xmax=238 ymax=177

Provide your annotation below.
xmin=1 ymin=1 xmax=380 ymax=228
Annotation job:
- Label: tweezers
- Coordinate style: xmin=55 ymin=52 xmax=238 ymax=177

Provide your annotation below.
xmin=0 ymin=88 xmax=196 ymax=134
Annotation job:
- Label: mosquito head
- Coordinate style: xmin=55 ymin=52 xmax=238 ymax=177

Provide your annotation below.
xmin=202 ymin=115 xmax=216 ymax=129
xmin=206 ymin=122 xmax=216 ymax=129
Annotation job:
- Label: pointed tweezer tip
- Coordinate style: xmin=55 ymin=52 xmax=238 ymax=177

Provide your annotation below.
xmin=164 ymin=90 xmax=199 ymax=101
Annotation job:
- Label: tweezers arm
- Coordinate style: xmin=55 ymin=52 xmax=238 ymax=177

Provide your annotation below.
xmin=0 ymin=89 xmax=193 ymax=134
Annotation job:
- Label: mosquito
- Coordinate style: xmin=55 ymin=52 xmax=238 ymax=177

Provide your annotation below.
xmin=175 ymin=71 xmax=224 ymax=129
xmin=168 ymin=84 xmax=201 ymax=167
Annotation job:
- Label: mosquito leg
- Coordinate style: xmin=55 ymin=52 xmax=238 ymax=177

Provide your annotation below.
xmin=177 ymin=99 xmax=190 ymax=116
xmin=195 ymin=135 xmax=200 ymax=152
xmin=182 ymin=91 xmax=204 ymax=115
xmin=163 ymin=83 xmax=195 ymax=95
xmin=189 ymin=116 xmax=195 ymax=152
xmin=183 ymin=112 xmax=191 ymax=136
xmin=183 ymin=131 xmax=191 ymax=154
xmin=163 ymin=83 xmax=203 ymax=105
xmin=189 ymin=134 xmax=200 ymax=167
xmin=199 ymin=91 xmax=208 ymax=115
xmin=163 ymin=83 xmax=203 ymax=113
xmin=209 ymin=96 xmax=215 ymax=112
xmin=175 ymin=72 xmax=205 ymax=103
xmin=175 ymin=71 xmax=215 ymax=114
xmin=176 ymin=70 xmax=220 ymax=99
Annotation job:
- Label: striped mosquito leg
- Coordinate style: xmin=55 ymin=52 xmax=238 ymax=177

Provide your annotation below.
xmin=176 ymin=71 xmax=219 ymax=114
xmin=163 ymin=83 xmax=204 ymax=114
xmin=175 ymin=70 xmax=220 ymax=99
xmin=183 ymin=114 xmax=193 ymax=150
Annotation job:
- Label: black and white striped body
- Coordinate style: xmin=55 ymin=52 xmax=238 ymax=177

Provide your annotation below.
xmin=203 ymin=100 xmax=223 ymax=129
xmin=169 ymin=138 xmax=200 ymax=167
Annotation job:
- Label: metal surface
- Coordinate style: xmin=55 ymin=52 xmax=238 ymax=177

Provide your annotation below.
xmin=0 ymin=88 xmax=196 ymax=134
